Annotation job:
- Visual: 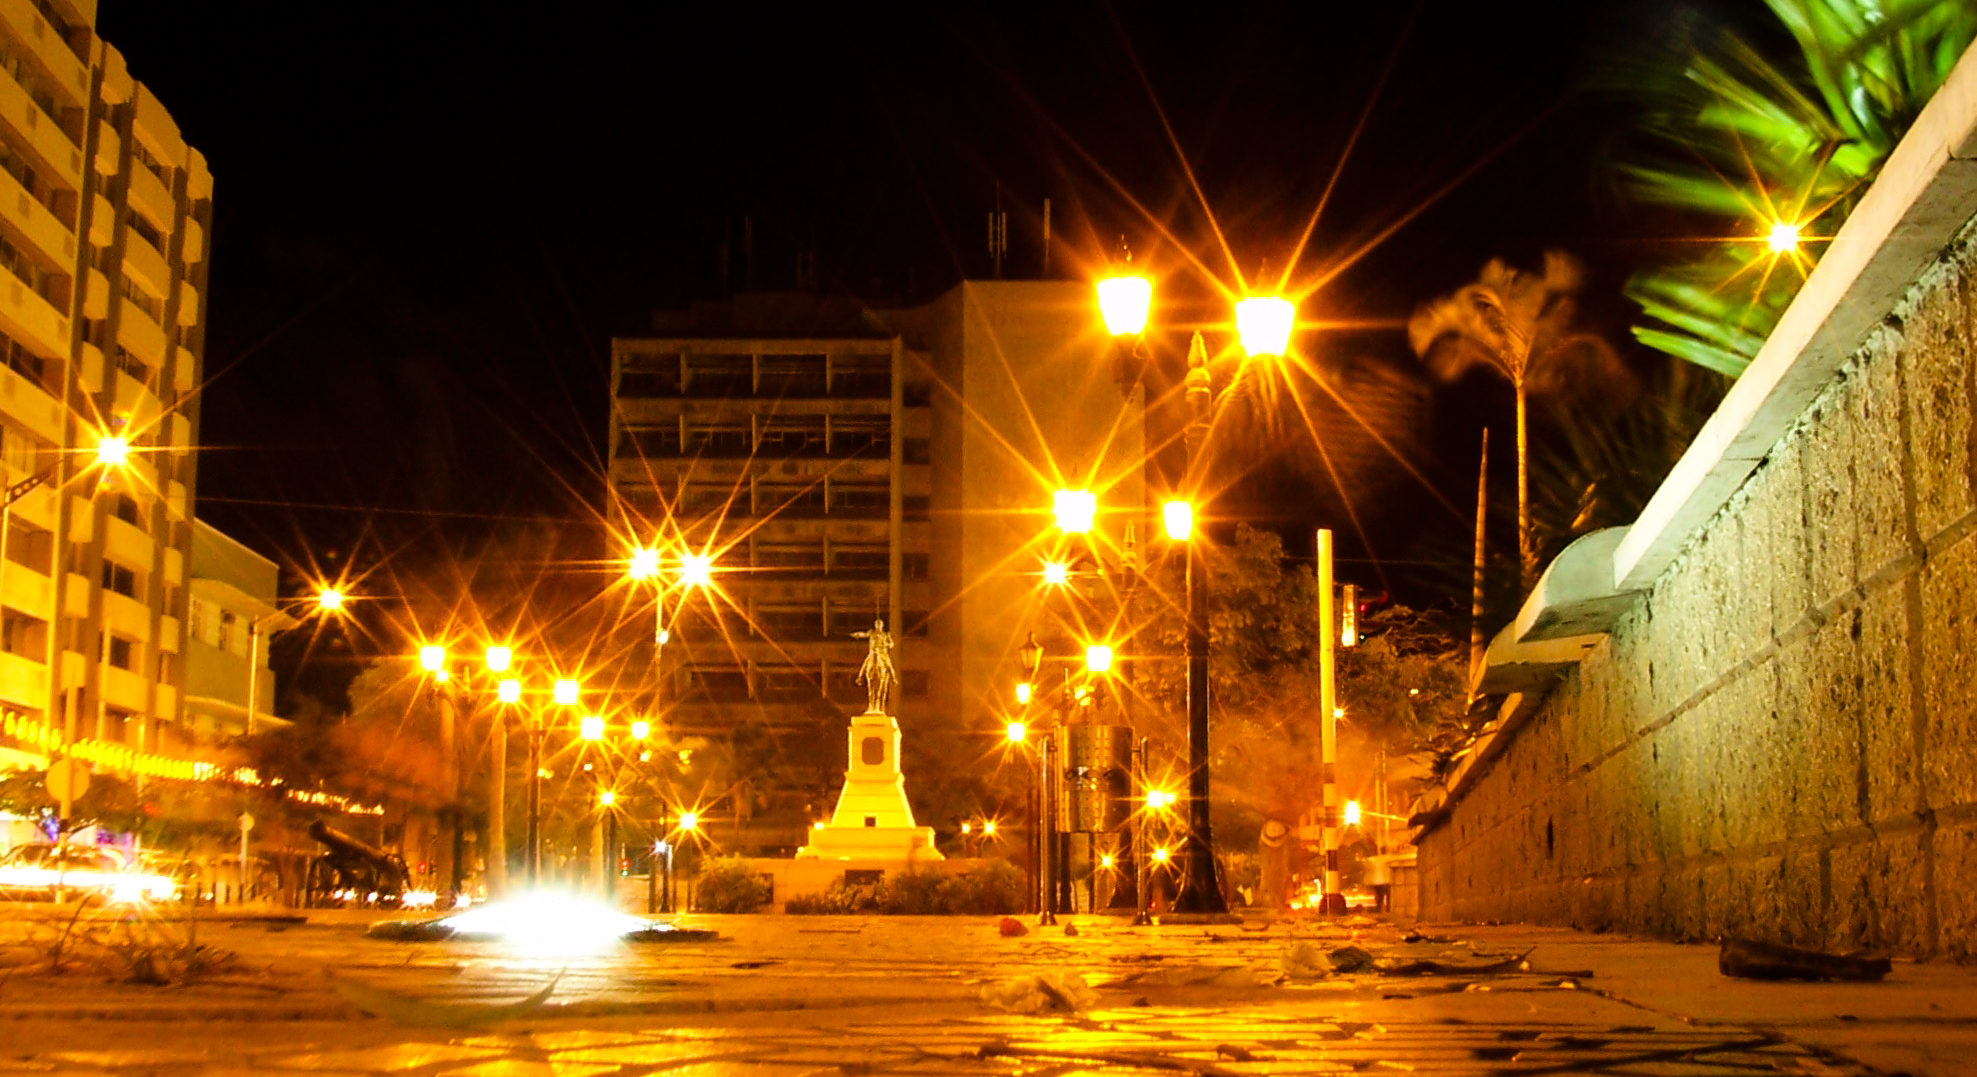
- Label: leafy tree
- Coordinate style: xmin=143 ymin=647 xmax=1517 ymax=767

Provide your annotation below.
xmin=1409 ymin=251 xmax=1631 ymax=589
xmin=1121 ymin=525 xmax=1464 ymax=904
xmin=1617 ymin=0 xmax=1977 ymax=376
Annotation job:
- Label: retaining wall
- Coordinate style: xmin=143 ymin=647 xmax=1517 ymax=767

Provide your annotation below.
xmin=1418 ymin=221 xmax=1977 ymax=959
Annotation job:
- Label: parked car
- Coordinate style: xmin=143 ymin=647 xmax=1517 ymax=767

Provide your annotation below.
xmin=0 ymin=843 xmax=178 ymax=902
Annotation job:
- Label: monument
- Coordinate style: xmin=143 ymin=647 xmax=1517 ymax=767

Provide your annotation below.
xmin=796 ymin=619 xmax=941 ymax=863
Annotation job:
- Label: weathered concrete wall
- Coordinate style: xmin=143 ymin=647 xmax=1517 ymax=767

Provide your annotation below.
xmin=1418 ymin=223 xmax=1977 ymax=959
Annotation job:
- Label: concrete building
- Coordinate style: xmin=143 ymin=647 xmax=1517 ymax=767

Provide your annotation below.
xmin=1418 ymin=42 xmax=1977 ymax=959
xmin=181 ymin=520 xmax=291 ymax=740
xmin=607 ymin=283 xmax=1146 ymax=808
xmin=0 ymin=0 xmax=215 ymax=806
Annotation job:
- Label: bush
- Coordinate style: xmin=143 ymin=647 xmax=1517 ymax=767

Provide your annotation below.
xmin=784 ymin=861 xmax=1024 ymax=916
xmin=694 ymin=857 xmax=770 ymax=913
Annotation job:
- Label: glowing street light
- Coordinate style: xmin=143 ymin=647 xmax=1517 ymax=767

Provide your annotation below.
xmin=1014 ymin=682 xmax=1033 ymax=706
xmin=627 ymin=546 xmax=661 ymax=581
xmin=1006 ymin=720 xmax=1028 ymax=743
xmin=553 ymin=679 xmax=580 ymax=707
xmin=1084 ymin=643 xmax=1114 ymax=674
xmin=94 ymin=433 xmax=130 ymax=468
xmin=1767 ymin=220 xmax=1803 ymax=254
xmin=1147 ymin=789 xmax=1177 ymax=810
xmin=485 ymin=645 xmax=513 ymax=673
xmin=630 ymin=719 xmax=651 ymax=740
xmin=1041 ymin=561 xmax=1071 ymax=587
xmin=1152 ymin=847 xmax=1172 ymax=864
xmin=598 ymin=789 xmax=617 ymax=807
xmin=982 ymin=820 xmax=998 ymax=836
xmin=679 ymin=552 xmax=715 ymax=589
xmin=1235 ymin=294 xmax=1296 ymax=358
xmin=580 ymin=715 xmax=605 ymax=741
xmin=497 ymin=678 xmax=522 ymax=704
xmin=419 ymin=644 xmax=447 ymax=674
xmin=1162 ymin=499 xmax=1193 ymax=541
xmin=1344 ymin=800 xmax=1363 ymax=827
xmin=1096 ymin=271 xmax=1153 ymax=337
xmin=315 ymin=588 xmax=345 ymax=612
xmin=1053 ymin=488 xmax=1097 ymax=534
xmin=677 ymin=811 xmax=700 ymax=832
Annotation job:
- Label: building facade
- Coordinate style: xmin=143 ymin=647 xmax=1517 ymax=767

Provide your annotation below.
xmin=608 ymin=283 xmax=1147 ymax=806
xmin=0 ymin=0 xmax=214 ymax=808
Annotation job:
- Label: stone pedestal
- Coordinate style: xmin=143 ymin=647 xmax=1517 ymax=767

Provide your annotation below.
xmin=796 ymin=710 xmax=940 ymax=862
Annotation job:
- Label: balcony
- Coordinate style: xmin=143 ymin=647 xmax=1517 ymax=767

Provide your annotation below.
xmin=102 ymin=589 xmax=151 ymax=643
xmin=60 ymin=570 xmax=84 ymax=618
xmin=0 ymin=649 xmax=44 ymax=711
xmin=172 ymin=345 xmax=194 ymax=393
xmin=0 ymin=0 xmax=88 ymax=109
xmin=0 ymin=61 xmax=78 ymax=192
xmin=162 ymin=546 xmax=181 ymax=585
xmin=0 ymin=358 xmax=62 ymax=445
xmin=87 ymin=192 xmax=109 ymax=247
xmin=101 ymin=663 xmax=146 ymax=713
xmin=0 ymin=163 xmax=74 ymax=272
xmin=102 ymin=514 xmax=150 ymax=569
xmin=81 ymin=266 xmax=104 ymax=318
xmin=111 ymin=367 xmax=162 ymax=431
xmin=0 ymin=273 xmax=67 ymax=361
xmin=91 ymin=117 xmax=114 ymax=175
xmin=176 ymin=280 xmax=197 ymax=327
xmin=0 ymin=559 xmax=50 ymax=615
xmin=115 ymin=303 xmax=166 ymax=367
xmin=125 ymin=168 xmax=172 ymax=236
xmin=121 ymin=231 xmax=169 ymax=296
xmin=180 ymin=218 xmax=202 ymax=264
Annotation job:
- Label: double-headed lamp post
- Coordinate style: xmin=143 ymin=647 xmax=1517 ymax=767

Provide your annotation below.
xmin=1097 ymin=264 xmax=1295 ymax=917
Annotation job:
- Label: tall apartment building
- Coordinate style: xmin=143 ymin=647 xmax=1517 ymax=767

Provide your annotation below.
xmin=608 ymin=283 xmax=1147 ymax=785
xmin=0 ymin=0 xmax=214 ymax=809
xmin=609 ymin=299 xmax=935 ymax=741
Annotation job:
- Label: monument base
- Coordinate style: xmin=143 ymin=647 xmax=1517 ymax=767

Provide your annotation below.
xmin=795 ymin=710 xmax=941 ymax=862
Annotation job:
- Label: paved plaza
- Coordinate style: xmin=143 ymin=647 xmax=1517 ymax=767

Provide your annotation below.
xmin=3 ymin=909 xmax=1974 ymax=1075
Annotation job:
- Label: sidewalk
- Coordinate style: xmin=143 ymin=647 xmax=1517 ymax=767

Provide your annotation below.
xmin=1 ymin=909 xmax=1971 ymax=1074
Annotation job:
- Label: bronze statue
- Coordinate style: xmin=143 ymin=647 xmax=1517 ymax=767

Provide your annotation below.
xmin=852 ymin=618 xmax=896 ymax=714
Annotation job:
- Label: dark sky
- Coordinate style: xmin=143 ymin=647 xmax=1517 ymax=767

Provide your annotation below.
xmin=95 ymin=0 xmax=1722 ymax=591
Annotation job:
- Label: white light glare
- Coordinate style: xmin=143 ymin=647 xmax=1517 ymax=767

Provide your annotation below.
xmin=437 ymin=891 xmax=654 ymax=954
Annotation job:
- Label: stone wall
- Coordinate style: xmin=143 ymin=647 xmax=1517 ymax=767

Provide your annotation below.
xmin=1417 ymin=222 xmax=1977 ymax=959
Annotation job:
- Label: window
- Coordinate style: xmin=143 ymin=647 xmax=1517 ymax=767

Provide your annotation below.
xmin=217 ymin=609 xmax=237 ymax=653
xmin=757 ymin=416 xmax=825 ymax=456
xmin=831 ymin=545 xmax=888 ymax=574
xmin=157 ymin=650 xmax=176 ymax=683
xmin=619 ymin=425 xmax=681 ymax=457
xmin=683 ymin=355 xmax=750 ymax=396
xmin=902 ymin=495 xmax=929 ymax=520
xmin=618 ymin=357 xmax=680 ymax=396
xmin=0 ymin=611 xmax=44 ymax=657
xmin=682 ymin=420 xmax=750 ymax=456
xmin=100 ymin=559 xmax=137 ymax=597
xmin=110 ymin=493 xmax=142 ymax=526
xmin=903 ymin=438 xmax=931 ymax=465
xmin=104 ymin=634 xmax=133 ymax=670
xmin=127 ymin=214 xmax=162 ymax=251
xmin=187 ymin=596 xmax=210 ymax=641
xmin=831 ymin=357 xmax=889 ymax=397
xmin=757 ymin=355 xmax=826 ymax=397
xmin=829 ymin=416 xmax=889 ymax=456
xmin=902 ymin=554 xmax=930 ymax=581
xmin=831 ymin=482 xmax=888 ymax=514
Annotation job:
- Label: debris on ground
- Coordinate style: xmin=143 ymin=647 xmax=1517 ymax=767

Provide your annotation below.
xmin=1064 ymin=923 xmax=1079 ymax=936
xmin=1719 ymin=937 xmax=1892 ymax=982
xmin=979 ymin=971 xmax=1099 ymax=1012
xmin=1377 ymin=946 xmax=1533 ymax=976
xmin=997 ymin=917 xmax=1029 ymax=937
xmin=1326 ymin=945 xmax=1375 ymax=973
xmin=1282 ymin=941 xmax=1330 ymax=980
xmin=1118 ymin=964 xmax=1274 ymax=988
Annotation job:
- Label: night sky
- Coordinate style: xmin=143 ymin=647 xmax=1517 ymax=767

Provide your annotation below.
xmin=95 ymin=0 xmax=1734 ymax=597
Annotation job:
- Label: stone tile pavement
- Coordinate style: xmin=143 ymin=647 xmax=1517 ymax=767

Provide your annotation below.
xmin=2 ymin=909 xmax=1971 ymax=1074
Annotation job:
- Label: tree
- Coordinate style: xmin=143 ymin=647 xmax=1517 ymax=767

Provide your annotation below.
xmin=1409 ymin=251 xmax=1630 ymax=590
xmin=1616 ymin=0 xmax=1977 ymax=376
xmin=1122 ymin=526 xmax=1465 ymax=906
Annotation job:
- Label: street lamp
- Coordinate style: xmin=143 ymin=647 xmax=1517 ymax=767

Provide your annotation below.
xmin=1084 ymin=643 xmax=1114 ymax=674
xmin=1098 ymin=275 xmax=1297 ymax=918
xmin=1052 ymin=489 xmax=1097 ymax=535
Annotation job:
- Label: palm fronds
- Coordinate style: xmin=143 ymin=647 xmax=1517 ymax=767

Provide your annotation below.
xmin=1620 ymin=0 xmax=1977 ymax=376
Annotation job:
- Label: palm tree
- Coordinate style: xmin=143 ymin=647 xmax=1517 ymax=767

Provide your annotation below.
xmin=1409 ymin=251 xmax=1627 ymax=591
xmin=1618 ymin=0 xmax=1977 ymax=376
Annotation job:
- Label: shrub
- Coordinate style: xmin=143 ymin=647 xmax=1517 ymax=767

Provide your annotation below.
xmin=939 ymin=859 xmax=1024 ymax=915
xmin=694 ymin=857 xmax=770 ymax=913
xmin=878 ymin=868 xmax=949 ymax=914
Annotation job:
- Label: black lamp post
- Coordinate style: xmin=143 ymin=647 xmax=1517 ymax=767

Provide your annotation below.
xmin=1096 ymin=264 xmax=1295 ymax=919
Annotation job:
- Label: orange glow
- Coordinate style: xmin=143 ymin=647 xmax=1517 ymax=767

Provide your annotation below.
xmin=679 ymin=552 xmax=715 ymax=588
xmin=554 ymin=679 xmax=580 ymax=707
xmin=497 ymin=679 xmax=521 ymax=704
xmin=1084 ymin=643 xmax=1114 ymax=674
xmin=628 ymin=546 xmax=661 ymax=581
xmin=1041 ymin=561 xmax=1071 ymax=587
xmin=94 ymin=434 xmax=130 ymax=468
xmin=485 ymin=645 xmax=513 ymax=672
xmin=580 ymin=715 xmax=605 ymax=741
xmin=1053 ymin=489 xmax=1097 ymax=534
xmin=1235 ymin=294 xmax=1296 ymax=358
xmin=1162 ymin=499 xmax=1193 ymax=541
xmin=1096 ymin=272 xmax=1153 ymax=337
xmin=419 ymin=645 xmax=446 ymax=673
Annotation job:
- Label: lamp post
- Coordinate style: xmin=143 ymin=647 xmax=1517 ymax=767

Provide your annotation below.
xmin=628 ymin=544 xmax=714 ymax=909
xmin=415 ymin=641 xmax=522 ymax=902
xmin=1016 ymin=630 xmax=1043 ymax=916
xmin=1097 ymin=265 xmax=1295 ymax=918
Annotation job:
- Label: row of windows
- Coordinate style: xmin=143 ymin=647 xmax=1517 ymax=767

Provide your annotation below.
xmin=620 ymin=425 xmax=930 ymax=465
xmin=677 ymin=665 xmax=931 ymax=704
xmin=745 ymin=607 xmax=932 ymax=641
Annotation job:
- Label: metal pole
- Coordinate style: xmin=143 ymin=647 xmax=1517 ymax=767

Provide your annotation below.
xmin=488 ymin=713 xmax=507 ymax=897
xmin=526 ymin=723 xmax=542 ymax=887
xmin=1318 ymin=527 xmax=1343 ymax=915
xmin=436 ymin=690 xmax=458 ymax=901
xmin=1037 ymin=736 xmax=1056 ymax=925
xmin=1173 ymin=332 xmax=1227 ymax=915
xmin=1132 ymin=737 xmax=1151 ymax=925
xmin=245 ymin=623 xmax=260 ymax=736
xmin=660 ymin=801 xmax=674 ymax=913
